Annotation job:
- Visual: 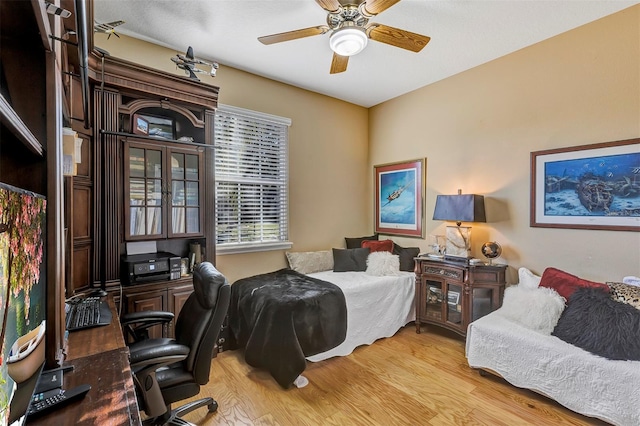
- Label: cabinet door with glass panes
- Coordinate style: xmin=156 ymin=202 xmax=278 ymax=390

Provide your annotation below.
xmin=420 ymin=275 xmax=465 ymax=335
xmin=124 ymin=139 xmax=204 ymax=240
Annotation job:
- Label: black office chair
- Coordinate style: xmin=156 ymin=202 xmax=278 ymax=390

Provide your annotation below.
xmin=120 ymin=262 xmax=231 ymax=426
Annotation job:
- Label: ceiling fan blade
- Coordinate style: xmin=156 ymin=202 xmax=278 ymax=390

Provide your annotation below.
xmin=363 ymin=0 xmax=401 ymax=16
xmin=367 ymin=23 xmax=430 ymax=52
xmin=258 ymin=26 xmax=330 ymax=45
xmin=315 ymin=0 xmax=341 ymax=13
xmin=330 ymin=53 xmax=349 ymax=74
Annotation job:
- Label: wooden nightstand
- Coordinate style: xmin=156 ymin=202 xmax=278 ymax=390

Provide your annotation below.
xmin=414 ymin=257 xmax=506 ymax=336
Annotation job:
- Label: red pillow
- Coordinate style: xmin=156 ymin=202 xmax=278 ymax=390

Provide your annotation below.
xmin=361 ymin=239 xmax=394 ymax=253
xmin=539 ymin=267 xmax=609 ymax=301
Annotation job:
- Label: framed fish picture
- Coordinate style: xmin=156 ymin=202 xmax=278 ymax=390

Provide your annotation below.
xmin=530 ymin=138 xmax=640 ymax=231
xmin=374 ymin=159 xmax=425 ymax=237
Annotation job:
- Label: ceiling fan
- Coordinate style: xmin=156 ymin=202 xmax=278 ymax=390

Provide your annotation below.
xmin=258 ymin=0 xmax=431 ymax=74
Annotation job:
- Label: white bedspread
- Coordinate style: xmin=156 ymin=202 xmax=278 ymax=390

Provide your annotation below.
xmin=306 ymin=271 xmax=415 ymax=362
xmin=466 ymin=311 xmax=640 ymax=426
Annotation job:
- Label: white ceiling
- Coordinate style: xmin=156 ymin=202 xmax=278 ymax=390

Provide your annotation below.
xmin=93 ymin=0 xmax=639 ymax=108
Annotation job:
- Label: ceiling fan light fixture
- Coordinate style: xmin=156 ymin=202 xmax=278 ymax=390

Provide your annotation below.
xmin=329 ymin=27 xmax=368 ymax=56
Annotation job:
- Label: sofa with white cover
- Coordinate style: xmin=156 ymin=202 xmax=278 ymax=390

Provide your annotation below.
xmin=466 ymin=267 xmax=640 ymax=426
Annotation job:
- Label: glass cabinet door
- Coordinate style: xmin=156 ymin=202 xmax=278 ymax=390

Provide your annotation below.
xmin=169 ymin=149 xmax=202 ymax=236
xmin=125 ymin=141 xmax=204 ymax=241
xmin=126 ymin=144 xmax=165 ymax=238
xmin=424 ymin=279 xmax=443 ymax=321
xmin=471 ymin=287 xmax=496 ymax=322
xmin=445 ymin=282 xmax=463 ymax=326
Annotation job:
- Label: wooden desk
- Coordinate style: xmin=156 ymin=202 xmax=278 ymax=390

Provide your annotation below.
xmin=29 ymin=297 xmax=142 ymax=425
xmin=66 ymin=298 xmax=127 ymax=360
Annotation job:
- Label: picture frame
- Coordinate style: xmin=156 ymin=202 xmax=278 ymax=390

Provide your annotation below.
xmin=374 ymin=158 xmax=425 ymax=237
xmin=132 ymin=113 xmax=176 ymax=140
xmin=428 ymin=286 xmax=442 ymax=304
xmin=530 ymin=138 xmax=639 ymax=231
xmin=447 ymin=291 xmax=460 ymax=306
xmin=132 ymin=114 xmax=149 ymax=135
xmin=180 ymin=258 xmax=190 ymax=276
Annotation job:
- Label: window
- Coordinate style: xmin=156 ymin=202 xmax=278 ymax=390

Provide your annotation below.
xmin=214 ymin=105 xmax=291 ymax=254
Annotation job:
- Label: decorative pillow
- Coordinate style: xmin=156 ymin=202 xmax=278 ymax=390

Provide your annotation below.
xmin=552 ymin=287 xmax=640 ymax=361
xmin=366 ymin=251 xmax=400 ymax=276
xmin=497 ymin=285 xmax=565 ymax=334
xmin=333 ymin=248 xmax=370 ymax=272
xmin=345 ymin=234 xmax=378 ymax=249
xmin=285 ymin=250 xmax=333 ymax=274
xmin=361 ymin=239 xmax=394 ymax=253
xmin=393 ymin=244 xmax=420 ymax=272
xmin=539 ymin=267 xmax=609 ymax=301
xmin=518 ymin=267 xmax=541 ymax=290
xmin=608 ymin=282 xmax=640 ymax=310
xmin=623 ymin=276 xmax=640 ymax=286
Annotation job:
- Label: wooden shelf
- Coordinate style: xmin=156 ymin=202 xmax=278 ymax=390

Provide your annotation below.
xmin=0 ymin=94 xmax=43 ymax=156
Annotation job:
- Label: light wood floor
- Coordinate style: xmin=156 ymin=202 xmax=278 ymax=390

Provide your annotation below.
xmin=182 ymin=325 xmax=606 ymax=425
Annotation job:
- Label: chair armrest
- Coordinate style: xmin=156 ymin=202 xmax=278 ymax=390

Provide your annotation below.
xmin=128 ymin=342 xmax=190 ymax=418
xmin=120 ymin=310 xmax=174 ymax=325
xmin=129 ymin=342 xmax=190 ymax=369
xmin=120 ymin=311 xmax=174 ymax=343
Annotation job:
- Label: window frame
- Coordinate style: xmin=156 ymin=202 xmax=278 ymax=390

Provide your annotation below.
xmin=214 ymin=104 xmax=292 ymax=255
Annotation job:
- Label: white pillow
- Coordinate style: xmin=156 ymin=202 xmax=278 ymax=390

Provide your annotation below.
xmin=366 ymin=251 xmax=400 ymax=276
xmin=518 ymin=267 xmax=541 ymax=289
xmin=496 ymin=284 xmax=565 ymax=335
xmin=285 ymin=250 xmax=333 ymax=274
xmin=623 ymin=276 xmax=640 ymax=287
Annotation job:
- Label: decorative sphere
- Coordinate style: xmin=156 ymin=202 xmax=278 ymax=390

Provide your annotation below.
xmin=481 ymin=241 xmax=502 ymax=260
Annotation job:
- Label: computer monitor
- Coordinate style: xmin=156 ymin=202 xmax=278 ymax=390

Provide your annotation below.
xmin=0 ymin=182 xmax=47 ymax=425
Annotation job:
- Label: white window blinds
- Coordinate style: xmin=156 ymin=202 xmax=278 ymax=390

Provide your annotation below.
xmin=214 ymin=105 xmax=291 ymax=254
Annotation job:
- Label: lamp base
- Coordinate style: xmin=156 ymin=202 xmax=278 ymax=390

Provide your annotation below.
xmin=444 ymin=225 xmax=471 ymax=259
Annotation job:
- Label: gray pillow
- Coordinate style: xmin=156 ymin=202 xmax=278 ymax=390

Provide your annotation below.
xmin=344 ymin=235 xmax=378 ymax=249
xmin=393 ymin=244 xmax=420 ymax=272
xmin=333 ymin=248 xmax=370 ymax=272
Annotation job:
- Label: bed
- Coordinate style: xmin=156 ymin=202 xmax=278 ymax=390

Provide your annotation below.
xmin=305 ymin=270 xmax=415 ymax=361
xmin=229 ymin=247 xmax=417 ymax=388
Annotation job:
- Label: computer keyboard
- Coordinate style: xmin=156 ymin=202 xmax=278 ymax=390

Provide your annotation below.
xmin=65 ymin=297 xmax=112 ymax=331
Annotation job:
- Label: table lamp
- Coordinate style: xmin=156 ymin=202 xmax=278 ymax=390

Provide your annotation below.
xmin=432 ymin=189 xmax=486 ymax=261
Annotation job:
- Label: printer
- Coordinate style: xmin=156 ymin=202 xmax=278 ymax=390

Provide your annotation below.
xmin=121 ymin=251 xmax=181 ymax=285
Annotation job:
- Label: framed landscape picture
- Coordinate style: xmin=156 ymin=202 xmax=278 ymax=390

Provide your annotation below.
xmin=132 ymin=113 xmax=175 ymax=140
xmin=374 ymin=158 xmax=425 ymax=237
xmin=530 ymin=138 xmax=640 ymax=231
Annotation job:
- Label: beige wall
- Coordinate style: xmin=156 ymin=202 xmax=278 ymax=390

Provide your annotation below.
xmin=369 ymin=6 xmax=640 ymax=283
xmin=97 ymin=6 xmax=639 ymax=284
xmin=95 ymin=35 xmax=369 ymax=283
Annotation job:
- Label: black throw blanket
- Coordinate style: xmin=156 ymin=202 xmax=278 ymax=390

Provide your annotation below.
xmin=229 ymin=268 xmax=347 ymax=388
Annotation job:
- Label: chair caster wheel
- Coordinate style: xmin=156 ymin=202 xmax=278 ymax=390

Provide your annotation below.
xmin=208 ymin=400 xmax=218 ymax=413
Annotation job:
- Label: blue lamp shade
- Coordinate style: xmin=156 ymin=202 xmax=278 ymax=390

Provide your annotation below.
xmin=432 ymin=194 xmax=486 ymax=225
xmin=433 ymin=192 xmax=486 ymax=260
